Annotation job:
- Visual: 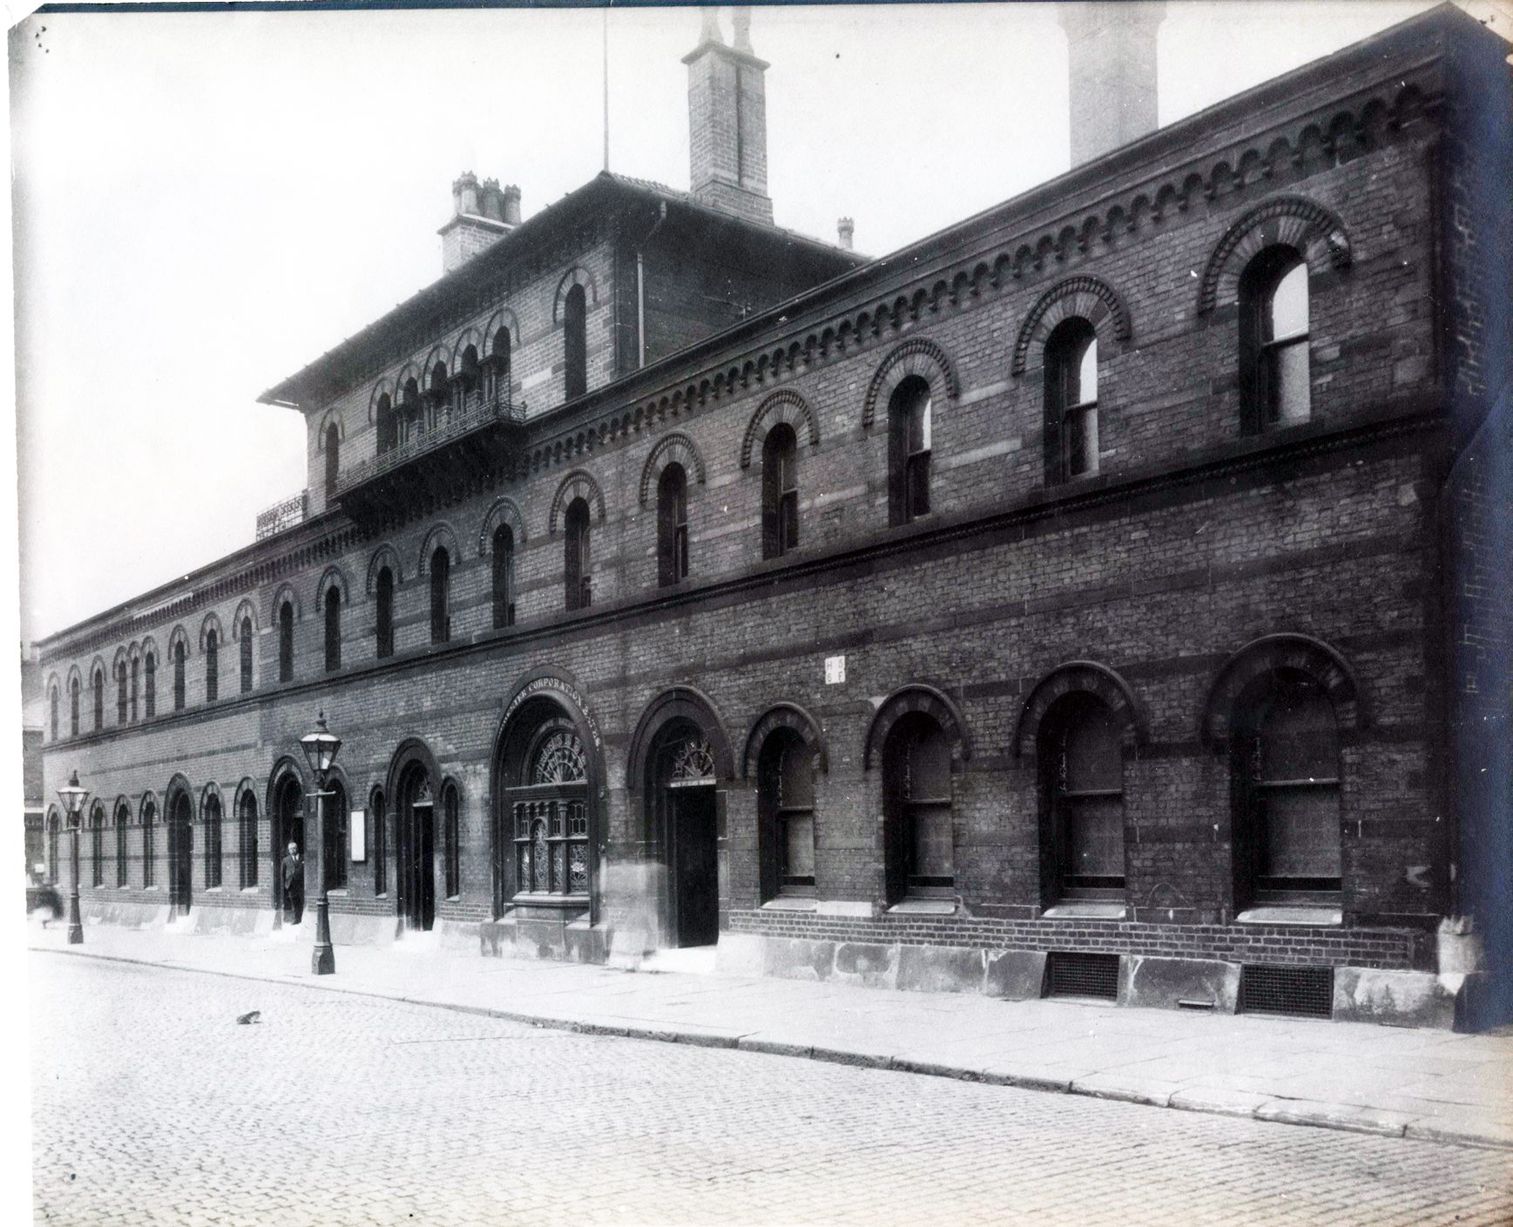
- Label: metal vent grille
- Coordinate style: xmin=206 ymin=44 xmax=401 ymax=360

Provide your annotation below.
xmin=1238 ymin=964 xmax=1334 ymax=1019
xmin=1045 ymin=951 xmax=1120 ymax=1000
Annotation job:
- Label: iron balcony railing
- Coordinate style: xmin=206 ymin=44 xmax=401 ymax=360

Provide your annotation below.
xmin=255 ymin=490 xmax=308 ymax=540
xmin=335 ymin=392 xmax=524 ymax=496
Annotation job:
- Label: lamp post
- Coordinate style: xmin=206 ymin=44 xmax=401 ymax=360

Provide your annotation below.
xmin=299 ymin=712 xmax=342 ymax=975
xmin=56 ymin=769 xmax=90 ymax=945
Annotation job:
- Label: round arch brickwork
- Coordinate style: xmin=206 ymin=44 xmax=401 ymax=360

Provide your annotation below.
xmin=552 ymin=267 xmax=599 ymax=324
xmin=626 ymin=685 xmax=737 ymax=789
xmin=1197 ymin=195 xmax=1353 ymax=315
xmin=231 ymin=599 xmax=258 ymax=639
xmin=478 ymin=497 xmax=527 ymax=556
xmin=862 ymin=338 xmax=960 ymax=431
xmin=1199 ymin=632 xmax=1364 ymax=750
xmin=741 ymin=701 xmax=829 ymax=780
xmin=198 ymin=612 xmax=224 ymax=652
xmin=1011 ymin=275 xmax=1132 ymax=376
xmin=365 ymin=544 xmax=403 ymax=594
xmin=417 ymin=523 xmax=460 ymax=576
xmin=862 ymin=683 xmax=972 ymax=770
xmin=639 ymin=433 xmax=707 ymax=507
xmin=316 ymin=564 xmax=350 ymax=604
xmin=1013 ymin=661 xmax=1147 ymax=760
xmin=739 ymin=390 xmax=820 ymax=470
xmin=548 ymin=469 xmax=606 ymax=535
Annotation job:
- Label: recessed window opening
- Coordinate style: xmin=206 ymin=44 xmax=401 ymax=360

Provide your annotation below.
xmin=277 ymin=603 xmax=294 ymax=682
xmin=883 ymin=711 xmax=953 ymax=902
xmin=144 ymin=653 xmax=156 ymax=718
xmin=90 ymin=803 xmax=104 ymax=887
xmin=205 ymin=630 xmax=218 ymax=703
xmin=486 ymin=329 xmax=511 ymax=406
xmin=563 ymin=284 xmax=587 ymax=401
xmin=130 ymin=659 xmax=139 ymax=723
xmin=564 ymin=497 xmax=592 ymax=611
xmin=92 ymin=668 xmax=104 ymax=731
xmin=1241 ymin=247 xmax=1311 ymax=431
xmin=429 ymin=548 xmax=451 ymax=644
xmin=762 ymin=423 xmax=799 ymax=558
xmin=1043 ymin=693 xmax=1126 ymax=899
xmin=239 ymin=618 xmax=253 ymax=693
xmin=142 ymin=800 xmax=156 ymax=888
xmin=172 ymin=641 xmax=186 ymax=711
xmin=443 ymin=782 xmax=461 ymax=899
xmin=427 ymin=362 xmax=449 ymax=430
xmin=116 ymin=663 xmax=127 ymax=724
xmin=888 ymin=376 xmax=932 ymax=526
xmin=376 ymin=393 xmax=396 ymax=455
xmin=324 ymin=423 xmax=340 ymax=500
xmin=239 ymin=792 xmax=259 ymax=889
xmin=456 ymin=345 xmax=481 ymax=413
xmin=376 ymin=567 xmax=395 ymax=658
xmin=657 ymin=463 xmax=690 ymax=586
xmin=69 ymin=676 xmax=79 ymax=736
xmin=370 ymin=788 xmax=387 ymax=896
xmin=492 ymin=526 xmax=516 ymax=629
xmin=759 ymin=729 xmax=816 ymax=900
xmin=324 ymin=586 xmax=341 ymax=672
xmin=323 ymin=781 xmax=348 ymax=892
xmin=115 ymin=802 xmax=129 ymax=887
xmin=1045 ymin=317 xmax=1099 ymax=481
xmin=204 ymin=794 xmax=223 ymax=889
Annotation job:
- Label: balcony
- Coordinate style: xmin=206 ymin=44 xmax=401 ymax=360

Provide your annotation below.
xmin=334 ymin=393 xmax=526 ymax=521
xmin=255 ymin=490 xmax=308 ymax=540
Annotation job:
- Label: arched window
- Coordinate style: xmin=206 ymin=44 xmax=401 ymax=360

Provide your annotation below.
xmin=486 ymin=329 xmax=511 ymax=405
xmin=322 ymin=781 xmax=348 ymax=892
xmin=115 ymin=801 xmax=129 ymax=887
xmin=400 ymin=378 xmax=422 ymax=443
xmin=172 ymin=641 xmax=186 ymax=711
xmin=376 ymin=567 xmax=395 ymax=659
xmin=204 ymin=793 xmax=223 ymax=889
xmin=144 ymin=652 xmax=156 ymax=718
xmin=130 ymin=659 xmax=139 ymax=723
xmin=762 ymin=423 xmax=799 ymax=559
xmin=1240 ymin=247 xmax=1310 ymax=431
xmin=492 ymin=526 xmax=516 ymax=629
xmin=92 ymin=668 xmax=104 ymax=731
xmin=882 ymin=713 xmax=953 ymax=903
xmin=239 ymin=619 xmax=253 ymax=693
xmin=324 ymin=422 xmax=340 ymax=500
xmin=563 ymin=284 xmax=587 ymax=401
xmin=90 ymin=802 xmax=104 ymax=887
xmin=564 ymin=497 xmax=592 ymax=611
xmin=758 ymin=729 xmax=816 ymax=901
xmin=1041 ymin=694 xmax=1125 ymax=900
xmin=1235 ymin=671 xmax=1341 ymax=903
xmin=49 ymin=687 xmax=58 ymax=741
xmin=324 ymin=586 xmax=341 ymax=672
xmin=456 ymin=344 xmax=481 ymax=413
xmin=369 ymin=788 xmax=387 ymax=896
xmin=116 ymin=662 xmax=127 ymax=724
xmin=443 ymin=781 xmax=461 ymax=899
xmin=278 ymin=602 xmax=294 ymax=682
xmin=376 ymin=393 xmax=396 ymax=455
xmin=657 ymin=463 xmax=689 ymax=586
xmin=205 ymin=630 xmax=218 ymax=703
xmin=46 ymin=811 xmax=59 ymax=883
xmin=429 ymin=548 xmax=450 ymax=644
xmin=887 ymin=375 xmax=932 ymax=526
xmin=68 ymin=676 xmax=79 ymax=736
xmin=238 ymin=791 xmax=259 ymax=889
xmin=142 ymin=799 xmax=156 ymax=888
xmin=1044 ymin=317 xmax=1099 ymax=482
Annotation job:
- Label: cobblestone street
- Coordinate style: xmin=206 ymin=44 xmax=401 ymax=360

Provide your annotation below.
xmin=30 ymin=953 xmax=1511 ymax=1226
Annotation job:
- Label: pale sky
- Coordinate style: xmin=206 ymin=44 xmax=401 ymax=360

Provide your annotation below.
xmin=10 ymin=0 xmax=1506 ymax=641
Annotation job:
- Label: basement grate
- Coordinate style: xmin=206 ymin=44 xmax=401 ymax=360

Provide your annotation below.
xmin=1045 ymin=951 xmax=1120 ymax=1000
xmin=1238 ymin=964 xmax=1334 ymax=1019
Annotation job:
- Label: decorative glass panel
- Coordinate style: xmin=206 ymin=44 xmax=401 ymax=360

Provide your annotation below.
xmin=532 ymin=731 xmax=586 ymax=784
xmin=568 ymin=845 xmax=588 ymax=894
xmin=671 ymin=737 xmax=716 ymax=783
xmin=531 ymin=819 xmax=549 ymax=891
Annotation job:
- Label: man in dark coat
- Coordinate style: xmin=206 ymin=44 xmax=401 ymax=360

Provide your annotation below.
xmin=281 ymin=841 xmax=304 ymax=924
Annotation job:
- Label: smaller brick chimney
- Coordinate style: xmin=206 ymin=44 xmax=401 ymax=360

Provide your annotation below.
xmin=438 ymin=172 xmax=518 ymax=275
xmin=837 ymin=218 xmax=854 ymax=251
xmin=683 ymin=7 xmax=774 ymax=225
xmin=1061 ymin=1 xmax=1165 ymax=166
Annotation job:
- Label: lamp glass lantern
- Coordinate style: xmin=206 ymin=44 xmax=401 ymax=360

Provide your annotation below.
xmin=299 ymin=713 xmax=342 ymax=781
xmin=57 ymin=769 xmax=91 ymax=829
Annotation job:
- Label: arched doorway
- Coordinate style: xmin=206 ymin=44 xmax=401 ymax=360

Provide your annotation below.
xmin=270 ymin=766 xmax=307 ymax=924
xmin=395 ymin=760 xmax=436 ymax=931
xmin=650 ymin=721 xmax=719 ymax=947
xmin=167 ymin=787 xmax=193 ymax=917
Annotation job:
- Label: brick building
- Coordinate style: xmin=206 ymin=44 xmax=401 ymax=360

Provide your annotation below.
xmin=35 ymin=6 xmax=1511 ymax=1026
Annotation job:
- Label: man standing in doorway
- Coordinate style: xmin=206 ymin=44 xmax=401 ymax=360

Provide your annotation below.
xmin=282 ymin=841 xmax=305 ymax=924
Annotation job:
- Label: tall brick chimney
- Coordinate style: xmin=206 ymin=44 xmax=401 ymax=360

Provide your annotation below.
xmin=1060 ymin=1 xmax=1165 ymax=166
xmin=437 ymin=172 xmax=519 ymax=275
xmin=682 ymin=6 xmax=774 ymax=226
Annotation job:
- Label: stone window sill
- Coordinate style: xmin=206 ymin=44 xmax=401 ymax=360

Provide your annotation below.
xmin=761 ymin=897 xmax=817 ymax=912
xmin=1041 ymin=902 xmax=1127 ymax=920
xmin=1236 ymin=905 xmax=1341 ymax=927
xmin=886 ymin=899 xmax=956 ymax=916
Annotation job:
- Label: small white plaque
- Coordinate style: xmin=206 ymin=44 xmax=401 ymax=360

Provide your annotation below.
xmin=824 ymin=655 xmax=846 ymax=685
xmin=350 ymin=812 xmax=366 ymax=863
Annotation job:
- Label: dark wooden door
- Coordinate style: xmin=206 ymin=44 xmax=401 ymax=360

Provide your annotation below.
xmin=399 ymin=800 xmax=435 ymax=931
xmin=672 ymin=787 xmax=718 ymax=947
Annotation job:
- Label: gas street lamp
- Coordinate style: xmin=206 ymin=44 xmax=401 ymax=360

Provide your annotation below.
xmin=56 ymin=769 xmax=90 ymax=945
xmin=299 ymin=712 xmax=342 ymax=975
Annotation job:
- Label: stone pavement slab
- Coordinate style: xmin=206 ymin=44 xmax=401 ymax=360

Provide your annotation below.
xmin=26 ymin=917 xmax=1513 ymax=1151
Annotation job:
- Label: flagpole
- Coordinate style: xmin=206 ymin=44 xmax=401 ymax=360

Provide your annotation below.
xmin=602 ymin=5 xmax=610 ymax=172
